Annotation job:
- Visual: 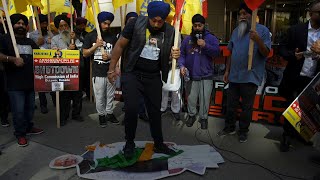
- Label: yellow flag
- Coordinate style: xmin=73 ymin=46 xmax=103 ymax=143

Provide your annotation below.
xmin=83 ymin=0 xmax=100 ymax=32
xmin=112 ymin=0 xmax=133 ymax=11
xmin=181 ymin=0 xmax=202 ymax=35
xmin=8 ymin=0 xmax=32 ymax=17
xmin=41 ymin=0 xmax=74 ymax=15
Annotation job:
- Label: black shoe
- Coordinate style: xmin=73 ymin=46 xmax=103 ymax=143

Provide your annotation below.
xmin=106 ymin=114 xmax=120 ymax=125
xmin=139 ymin=113 xmax=149 ymax=121
xmin=99 ymin=115 xmax=107 ymax=128
xmin=200 ymin=119 xmax=208 ymax=129
xmin=154 ymin=143 xmax=176 ymax=155
xmin=280 ymin=135 xmax=290 ymax=152
xmin=239 ymin=132 xmax=248 ymax=143
xmin=173 ymin=113 xmax=180 ymax=121
xmin=40 ymin=106 xmax=48 ymax=114
xmin=72 ymin=116 xmax=84 ymax=122
xmin=1 ymin=120 xmax=9 ymax=127
xmin=123 ymin=141 xmax=135 ymax=159
xmin=217 ymin=127 xmax=236 ymax=136
xmin=310 ymin=155 xmax=320 ymax=166
xmin=186 ymin=115 xmax=196 ymax=127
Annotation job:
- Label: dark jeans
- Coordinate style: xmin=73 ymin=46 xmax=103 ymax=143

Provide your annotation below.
xmin=8 ymin=90 xmax=35 ymax=137
xmin=59 ymin=91 xmax=83 ymax=123
xmin=121 ymin=72 xmax=163 ymax=144
xmin=38 ymin=92 xmax=56 ymax=108
xmin=225 ymin=82 xmax=258 ymax=133
xmin=279 ymin=75 xmax=312 ymax=138
xmin=123 ymin=97 xmax=146 ymax=115
xmin=0 ymin=71 xmax=9 ymax=122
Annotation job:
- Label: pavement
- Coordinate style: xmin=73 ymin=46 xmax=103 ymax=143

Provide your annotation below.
xmin=0 ymin=97 xmax=320 ymax=180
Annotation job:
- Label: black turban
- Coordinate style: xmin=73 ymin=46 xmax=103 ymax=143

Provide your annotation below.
xmin=76 ymin=17 xmax=87 ymax=25
xmin=54 ymin=14 xmax=70 ymax=29
xmin=38 ymin=14 xmax=48 ymax=24
xmin=239 ymin=2 xmax=252 ymax=15
xmin=192 ymin=14 xmax=205 ymax=24
xmin=10 ymin=13 xmax=28 ymax=27
xmin=147 ymin=1 xmax=170 ymax=20
xmin=125 ymin=12 xmax=138 ymax=24
xmin=98 ymin=11 xmax=114 ymax=23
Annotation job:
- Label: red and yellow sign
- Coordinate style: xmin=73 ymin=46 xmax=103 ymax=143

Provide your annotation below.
xmin=33 ymin=49 xmax=80 ymax=92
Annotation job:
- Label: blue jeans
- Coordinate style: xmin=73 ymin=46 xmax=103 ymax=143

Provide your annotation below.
xmin=8 ymin=90 xmax=35 ymax=137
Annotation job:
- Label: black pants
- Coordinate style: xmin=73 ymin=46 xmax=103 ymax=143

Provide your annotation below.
xmin=121 ymin=72 xmax=163 ymax=144
xmin=279 ymin=75 xmax=312 ymax=138
xmin=38 ymin=92 xmax=56 ymax=108
xmin=59 ymin=91 xmax=83 ymax=123
xmin=225 ymin=82 xmax=258 ymax=133
xmin=0 ymin=70 xmax=9 ymax=122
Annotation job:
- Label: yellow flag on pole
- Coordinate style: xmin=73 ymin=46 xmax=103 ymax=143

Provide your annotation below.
xmin=41 ymin=0 xmax=74 ymax=15
xmin=181 ymin=0 xmax=202 ymax=35
xmin=112 ymin=0 xmax=133 ymax=11
xmin=83 ymin=0 xmax=99 ymax=32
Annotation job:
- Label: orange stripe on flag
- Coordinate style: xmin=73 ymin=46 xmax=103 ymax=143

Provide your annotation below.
xmin=244 ymin=0 xmax=266 ymax=11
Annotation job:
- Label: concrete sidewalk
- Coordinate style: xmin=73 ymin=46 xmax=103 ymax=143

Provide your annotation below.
xmin=0 ymin=99 xmax=319 ymax=180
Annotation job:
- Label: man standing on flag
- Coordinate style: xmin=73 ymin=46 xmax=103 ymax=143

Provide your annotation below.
xmin=217 ymin=3 xmax=271 ymax=143
xmin=51 ymin=14 xmax=83 ymax=126
xmin=29 ymin=14 xmax=54 ymax=114
xmin=83 ymin=12 xmax=119 ymax=128
xmin=107 ymin=1 xmax=180 ymax=159
xmin=0 ymin=13 xmax=44 ymax=147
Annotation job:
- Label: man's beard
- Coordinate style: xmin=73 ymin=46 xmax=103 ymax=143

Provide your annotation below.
xmin=41 ymin=28 xmax=48 ymax=36
xmin=60 ymin=30 xmax=70 ymax=45
xmin=14 ymin=27 xmax=27 ymax=36
xmin=238 ymin=20 xmax=250 ymax=39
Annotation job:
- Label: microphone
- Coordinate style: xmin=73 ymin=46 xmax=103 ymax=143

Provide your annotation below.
xmin=195 ymin=33 xmax=203 ymax=40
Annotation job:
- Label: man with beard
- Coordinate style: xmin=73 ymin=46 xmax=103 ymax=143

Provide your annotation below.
xmin=83 ymin=12 xmax=119 ymax=127
xmin=51 ymin=14 xmax=83 ymax=126
xmin=217 ymin=3 xmax=271 ymax=143
xmin=278 ymin=1 xmax=320 ymax=152
xmin=179 ymin=14 xmax=220 ymax=129
xmin=30 ymin=14 xmax=54 ymax=114
xmin=0 ymin=14 xmax=44 ymax=147
xmin=107 ymin=1 xmax=180 ymax=159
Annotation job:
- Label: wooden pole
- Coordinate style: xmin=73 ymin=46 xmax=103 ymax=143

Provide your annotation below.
xmin=120 ymin=6 xmax=124 ymax=30
xmin=33 ymin=6 xmax=42 ymax=37
xmin=30 ymin=5 xmax=37 ymax=31
xmin=90 ymin=0 xmax=105 ymax=54
xmin=0 ymin=12 xmax=7 ymax=34
xmin=2 ymin=0 xmax=20 ymax=58
xmin=56 ymin=91 xmax=60 ymax=128
xmin=47 ymin=0 xmax=51 ymax=37
xmin=247 ymin=9 xmax=257 ymax=70
xmin=70 ymin=0 xmax=74 ymax=44
xmin=170 ymin=18 xmax=180 ymax=84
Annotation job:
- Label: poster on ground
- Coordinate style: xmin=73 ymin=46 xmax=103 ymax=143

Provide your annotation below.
xmin=283 ymin=72 xmax=320 ymax=141
xmin=33 ymin=49 xmax=80 ymax=92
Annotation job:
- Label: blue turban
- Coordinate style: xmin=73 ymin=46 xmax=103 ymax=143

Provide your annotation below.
xmin=147 ymin=1 xmax=170 ymax=20
xmin=98 ymin=11 xmax=114 ymax=23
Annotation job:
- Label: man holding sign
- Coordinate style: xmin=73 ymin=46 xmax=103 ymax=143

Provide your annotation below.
xmin=217 ymin=3 xmax=271 ymax=143
xmin=0 ymin=14 xmax=43 ymax=147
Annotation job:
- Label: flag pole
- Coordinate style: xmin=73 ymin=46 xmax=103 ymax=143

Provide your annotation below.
xmin=33 ymin=6 xmax=43 ymax=38
xmin=2 ymin=0 xmax=20 ymax=58
xmin=171 ymin=1 xmax=185 ymax=84
xmin=90 ymin=0 xmax=105 ymax=54
xmin=30 ymin=5 xmax=37 ymax=31
xmin=70 ymin=0 xmax=74 ymax=44
xmin=247 ymin=9 xmax=257 ymax=70
xmin=0 ymin=11 xmax=7 ymax=34
xmin=47 ymin=0 xmax=51 ymax=37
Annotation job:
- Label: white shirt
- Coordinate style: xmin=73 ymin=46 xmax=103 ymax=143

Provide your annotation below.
xmin=300 ymin=21 xmax=320 ymax=77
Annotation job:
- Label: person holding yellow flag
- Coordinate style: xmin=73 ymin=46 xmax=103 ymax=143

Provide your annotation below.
xmin=107 ymin=1 xmax=180 ymax=159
